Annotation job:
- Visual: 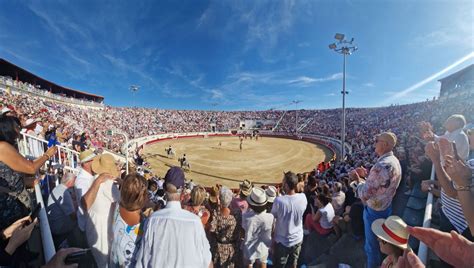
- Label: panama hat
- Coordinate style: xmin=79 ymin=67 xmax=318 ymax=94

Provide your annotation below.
xmin=247 ymin=187 xmax=268 ymax=207
xmin=265 ymin=186 xmax=277 ymax=203
xmin=24 ymin=118 xmax=40 ymax=127
xmin=240 ymin=179 xmax=253 ymax=196
xmin=371 ymin=215 xmax=409 ymax=249
xmin=91 ymin=153 xmax=119 ymax=177
xmin=79 ymin=149 xmax=97 ymax=164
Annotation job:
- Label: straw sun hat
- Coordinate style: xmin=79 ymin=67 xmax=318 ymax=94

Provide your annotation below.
xmin=240 ymin=179 xmax=253 ymax=196
xmin=247 ymin=187 xmax=268 ymax=207
xmin=79 ymin=149 xmax=97 ymax=164
xmin=371 ymin=215 xmax=409 ymax=250
xmin=265 ymin=186 xmax=277 ymax=203
xmin=91 ymin=153 xmax=119 ymax=178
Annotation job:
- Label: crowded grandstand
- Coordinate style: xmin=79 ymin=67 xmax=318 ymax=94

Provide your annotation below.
xmin=0 ymin=55 xmax=473 ymax=268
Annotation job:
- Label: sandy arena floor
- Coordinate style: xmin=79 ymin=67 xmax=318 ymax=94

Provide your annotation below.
xmin=143 ymin=136 xmax=333 ymax=188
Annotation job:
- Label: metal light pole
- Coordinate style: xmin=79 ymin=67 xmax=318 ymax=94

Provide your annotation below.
xmin=211 ymin=102 xmax=219 ymax=132
xmin=107 ymin=129 xmax=130 ymax=175
xmin=292 ymin=100 xmax=302 ymax=134
xmin=329 ymin=33 xmax=357 ymax=162
xmin=130 ymin=85 xmax=139 ymax=138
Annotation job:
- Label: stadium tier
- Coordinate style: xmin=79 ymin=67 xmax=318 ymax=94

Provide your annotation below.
xmin=0 ymin=65 xmax=473 ymax=267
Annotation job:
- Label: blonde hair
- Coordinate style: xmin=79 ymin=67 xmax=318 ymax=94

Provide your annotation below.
xmin=190 ymin=185 xmax=206 ymax=206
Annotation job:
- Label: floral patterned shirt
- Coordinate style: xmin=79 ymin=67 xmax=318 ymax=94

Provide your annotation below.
xmin=358 ymin=151 xmax=402 ymax=211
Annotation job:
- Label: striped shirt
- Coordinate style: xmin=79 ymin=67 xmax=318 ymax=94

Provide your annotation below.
xmin=441 ymin=159 xmax=474 ymax=233
xmin=441 ymin=190 xmax=468 ymax=233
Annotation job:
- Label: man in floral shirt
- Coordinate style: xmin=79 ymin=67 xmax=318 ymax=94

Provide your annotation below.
xmin=351 ymin=132 xmax=402 ymax=268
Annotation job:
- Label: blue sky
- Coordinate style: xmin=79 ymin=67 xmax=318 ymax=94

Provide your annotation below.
xmin=0 ymin=0 xmax=473 ymax=110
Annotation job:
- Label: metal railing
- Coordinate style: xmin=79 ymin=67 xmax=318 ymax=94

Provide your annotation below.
xmin=18 ymin=133 xmax=80 ymax=263
xmin=417 ymin=165 xmax=436 ymax=264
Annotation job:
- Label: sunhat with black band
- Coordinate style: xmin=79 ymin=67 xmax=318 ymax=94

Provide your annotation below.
xmin=247 ymin=187 xmax=268 ymax=207
xmin=265 ymin=186 xmax=277 ymax=203
xmin=371 ymin=215 xmax=409 ymax=249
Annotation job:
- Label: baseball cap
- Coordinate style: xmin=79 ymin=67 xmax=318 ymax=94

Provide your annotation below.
xmin=164 ymin=166 xmax=185 ymax=191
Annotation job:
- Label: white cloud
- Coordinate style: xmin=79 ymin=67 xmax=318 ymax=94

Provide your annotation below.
xmin=363 ymin=82 xmax=375 ymax=87
xmin=209 ymin=89 xmax=224 ymax=99
xmin=288 ymin=73 xmax=343 ymax=87
xmin=27 ymin=4 xmax=65 ymax=39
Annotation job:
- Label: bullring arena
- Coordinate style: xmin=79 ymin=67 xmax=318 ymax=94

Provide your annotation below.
xmin=143 ymin=135 xmax=334 ymax=188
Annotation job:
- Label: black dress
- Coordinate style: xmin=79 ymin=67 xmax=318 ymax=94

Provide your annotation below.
xmin=0 ymin=162 xmax=32 ymax=230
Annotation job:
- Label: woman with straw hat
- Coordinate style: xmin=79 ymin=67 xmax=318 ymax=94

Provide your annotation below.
xmin=242 ymin=187 xmax=274 ymax=268
xmin=371 ymin=215 xmax=409 ymax=268
xmin=85 ymin=153 xmax=121 ymax=267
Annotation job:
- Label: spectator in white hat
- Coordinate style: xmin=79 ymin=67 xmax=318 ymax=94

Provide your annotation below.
xmin=265 ymin=186 xmax=277 ymax=213
xmin=371 ymin=215 xmax=409 ymax=268
xmin=74 ymin=149 xmax=98 ymax=232
xmin=242 ymin=187 xmax=274 ymax=268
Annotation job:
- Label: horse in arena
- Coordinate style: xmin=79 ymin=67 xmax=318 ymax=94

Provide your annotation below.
xmin=178 ymin=157 xmax=191 ymax=171
xmin=165 ymin=147 xmax=175 ymax=158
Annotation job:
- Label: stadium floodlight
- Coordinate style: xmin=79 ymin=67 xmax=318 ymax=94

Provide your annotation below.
xmin=329 ymin=33 xmax=357 ymax=162
xmin=292 ymin=100 xmax=302 ymax=134
xmin=335 ymin=33 xmax=345 ymax=41
xmin=130 ymin=85 xmax=140 ymax=138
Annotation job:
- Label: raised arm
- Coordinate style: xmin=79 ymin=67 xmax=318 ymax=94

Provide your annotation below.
xmin=0 ymin=142 xmax=56 ymax=175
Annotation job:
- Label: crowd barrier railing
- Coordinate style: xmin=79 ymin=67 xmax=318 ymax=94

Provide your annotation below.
xmin=417 ymin=165 xmax=436 ymax=264
xmin=18 ymin=133 xmax=80 ymax=263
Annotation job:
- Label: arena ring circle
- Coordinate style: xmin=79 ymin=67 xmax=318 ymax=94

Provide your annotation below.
xmin=142 ymin=134 xmax=334 ymax=188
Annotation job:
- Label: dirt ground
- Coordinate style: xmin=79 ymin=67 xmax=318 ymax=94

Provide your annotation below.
xmin=143 ymin=136 xmax=333 ymax=188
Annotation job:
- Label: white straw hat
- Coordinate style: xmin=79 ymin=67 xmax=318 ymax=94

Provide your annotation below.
xmin=371 ymin=215 xmax=409 ymax=249
xmin=265 ymin=186 xmax=277 ymax=203
xmin=247 ymin=187 xmax=268 ymax=207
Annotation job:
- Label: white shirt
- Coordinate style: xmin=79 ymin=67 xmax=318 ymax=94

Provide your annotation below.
xmin=331 ymin=191 xmax=346 ymax=216
xmin=85 ymin=179 xmax=120 ymax=267
xmin=271 ymin=193 xmax=307 ymax=247
xmin=319 ymin=203 xmax=335 ymax=229
xmin=74 ymin=167 xmax=95 ymax=231
xmin=134 ymin=201 xmax=212 ymax=268
xmin=435 ymin=128 xmax=469 ymax=161
xmin=242 ymin=210 xmax=274 ymax=261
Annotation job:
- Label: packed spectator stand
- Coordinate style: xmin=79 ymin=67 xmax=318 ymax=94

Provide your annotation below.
xmin=0 ymin=75 xmax=473 ymax=267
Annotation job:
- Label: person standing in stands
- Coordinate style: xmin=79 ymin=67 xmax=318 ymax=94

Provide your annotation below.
xmin=84 ymin=154 xmax=121 ymax=267
xmin=0 ymin=115 xmax=57 ymax=230
xmin=420 ymin=114 xmax=469 ymax=160
xmin=271 ymin=171 xmax=307 ymax=268
xmin=134 ymin=167 xmax=212 ymax=268
xmin=351 ymin=132 xmax=402 ymax=268
xmin=47 ymin=172 xmax=79 ymax=248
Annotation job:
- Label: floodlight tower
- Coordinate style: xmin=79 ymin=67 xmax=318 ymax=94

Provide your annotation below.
xmin=329 ymin=33 xmax=357 ymax=162
xmin=292 ymin=100 xmax=302 ymax=134
xmin=130 ymin=85 xmax=139 ymax=138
